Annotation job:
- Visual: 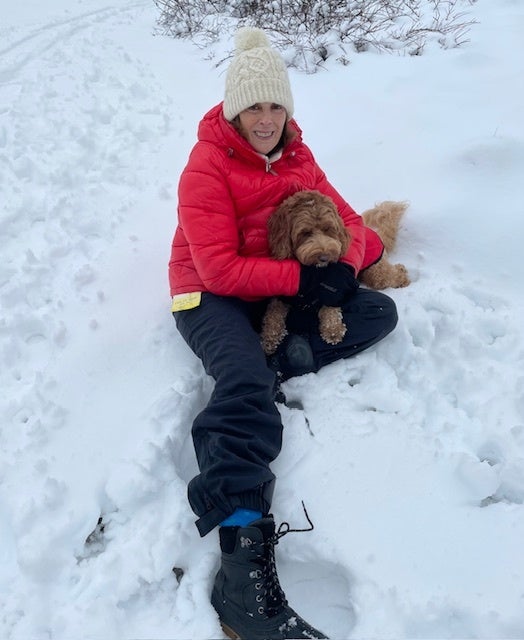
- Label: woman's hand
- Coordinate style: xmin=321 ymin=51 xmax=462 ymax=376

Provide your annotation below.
xmin=298 ymin=263 xmax=359 ymax=307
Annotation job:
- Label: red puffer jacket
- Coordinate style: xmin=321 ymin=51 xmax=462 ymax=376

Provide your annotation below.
xmin=169 ymin=103 xmax=383 ymax=299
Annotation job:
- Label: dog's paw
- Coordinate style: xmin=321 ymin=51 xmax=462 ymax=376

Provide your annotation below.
xmin=261 ymin=332 xmax=286 ymax=356
xmin=318 ymin=307 xmax=347 ymax=345
xmin=361 ymin=260 xmax=411 ymax=289
xmin=320 ymin=329 xmax=347 ymax=345
xmin=391 ymin=263 xmax=411 ymax=288
xmin=261 ymin=299 xmax=290 ymax=355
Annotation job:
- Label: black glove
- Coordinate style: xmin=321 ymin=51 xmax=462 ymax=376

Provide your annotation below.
xmin=297 ymin=265 xmax=324 ymax=306
xmin=317 ymin=263 xmax=359 ymax=306
xmin=298 ymin=263 xmax=359 ymax=307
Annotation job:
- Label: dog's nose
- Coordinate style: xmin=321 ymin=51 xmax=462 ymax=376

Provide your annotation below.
xmin=317 ymin=254 xmax=330 ymax=265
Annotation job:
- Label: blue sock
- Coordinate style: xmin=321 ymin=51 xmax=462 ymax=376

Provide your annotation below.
xmin=220 ymin=508 xmax=262 ymax=527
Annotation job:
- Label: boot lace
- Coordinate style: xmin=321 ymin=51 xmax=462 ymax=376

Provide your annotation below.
xmin=254 ymin=503 xmax=314 ymax=618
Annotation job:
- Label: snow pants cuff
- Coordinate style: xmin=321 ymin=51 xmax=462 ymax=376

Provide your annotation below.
xmin=189 ymin=476 xmax=276 ymax=537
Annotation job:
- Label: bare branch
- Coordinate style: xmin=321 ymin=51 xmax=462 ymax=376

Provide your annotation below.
xmin=153 ymin=0 xmax=478 ymax=72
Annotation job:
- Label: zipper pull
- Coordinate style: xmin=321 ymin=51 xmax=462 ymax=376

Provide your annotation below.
xmin=265 ymin=158 xmax=277 ymax=175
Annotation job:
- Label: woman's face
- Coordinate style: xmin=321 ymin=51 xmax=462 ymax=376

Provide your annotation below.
xmin=237 ymin=102 xmax=287 ymax=155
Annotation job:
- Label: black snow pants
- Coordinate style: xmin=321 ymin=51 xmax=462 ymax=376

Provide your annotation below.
xmin=174 ymin=288 xmax=398 ymax=536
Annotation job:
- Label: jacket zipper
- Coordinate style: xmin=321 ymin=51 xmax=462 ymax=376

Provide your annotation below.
xmin=265 ymin=157 xmax=278 ymax=175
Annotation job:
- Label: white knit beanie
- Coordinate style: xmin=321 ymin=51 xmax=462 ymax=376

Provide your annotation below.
xmin=223 ymin=27 xmax=294 ymax=122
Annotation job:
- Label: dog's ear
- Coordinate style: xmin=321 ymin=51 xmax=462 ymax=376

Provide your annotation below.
xmin=339 ymin=223 xmax=351 ymax=256
xmin=312 ymin=191 xmax=351 ymax=257
xmin=332 ymin=211 xmax=351 ymax=256
xmin=267 ymin=202 xmax=295 ymax=259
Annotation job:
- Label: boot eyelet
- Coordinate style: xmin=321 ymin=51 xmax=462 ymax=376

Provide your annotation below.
xmin=255 ymin=582 xmax=262 ymax=590
xmin=256 ymin=594 xmax=263 ymax=602
xmin=257 ymin=606 xmax=264 ymax=615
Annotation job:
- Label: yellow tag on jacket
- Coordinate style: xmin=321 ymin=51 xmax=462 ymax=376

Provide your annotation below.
xmin=171 ymin=292 xmax=202 ymax=312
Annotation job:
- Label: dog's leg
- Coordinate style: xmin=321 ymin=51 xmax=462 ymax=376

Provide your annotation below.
xmin=260 ymin=298 xmax=290 ymax=355
xmin=318 ymin=306 xmax=347 ymax=345
xmin=360 ymin=200 xmax=410 ymax=289
xmin=360 ymin=259 xmax=410 ymax=289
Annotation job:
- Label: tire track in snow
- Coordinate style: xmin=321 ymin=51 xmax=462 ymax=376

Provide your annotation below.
xmin=0 ymin=0 xmax=172 ymax=366
xmin=0 ymin=2 xmax=148 ymax=82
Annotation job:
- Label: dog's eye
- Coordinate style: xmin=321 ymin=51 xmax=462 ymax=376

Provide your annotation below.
xmin=297 ymin=230 xmax=312 ymax=242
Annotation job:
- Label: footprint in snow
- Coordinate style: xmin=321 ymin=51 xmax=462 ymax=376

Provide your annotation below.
xmin=279 ymin=557 xmax=356 ymax=638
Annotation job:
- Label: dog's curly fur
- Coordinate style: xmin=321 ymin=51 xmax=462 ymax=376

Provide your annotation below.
xmin=260 ymin=191 xmax=410 ymax=356
xmin=360 ymin=200 xmax=411 ymax=289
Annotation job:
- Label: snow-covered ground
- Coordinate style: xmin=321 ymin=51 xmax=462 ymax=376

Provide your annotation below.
xmin=1 ymin=0 xmax=524 ymax=637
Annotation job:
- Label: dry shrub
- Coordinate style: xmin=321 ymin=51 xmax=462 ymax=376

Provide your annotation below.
xmin=154 ymin=0 xmax=477 ymax=72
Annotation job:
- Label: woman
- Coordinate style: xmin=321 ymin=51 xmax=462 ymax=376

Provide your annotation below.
xmin=169 ymin=27 xmax=398 ymax=640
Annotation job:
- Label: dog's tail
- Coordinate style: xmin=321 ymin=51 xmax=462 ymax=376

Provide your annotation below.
xmin=361 ymin=201 xmax=408 ymax=254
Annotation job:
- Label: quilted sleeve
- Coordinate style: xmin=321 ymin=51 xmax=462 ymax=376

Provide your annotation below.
xmin=178 ymin=143 xmax=301 ymax=298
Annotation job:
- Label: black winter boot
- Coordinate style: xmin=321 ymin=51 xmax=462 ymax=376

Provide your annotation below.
xmin=267 ymin=334 xmax=316 ymax=382
xmin=211 ymin=515 xmax=328 ymax=639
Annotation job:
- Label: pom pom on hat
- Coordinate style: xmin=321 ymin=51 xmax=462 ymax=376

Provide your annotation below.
xmin=223 ymin=27 xmax=294 ymax=121
xmin=234 ymin=26 xmax=270 ymax=51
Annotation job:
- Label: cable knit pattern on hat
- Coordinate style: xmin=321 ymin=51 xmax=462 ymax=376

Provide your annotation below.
xmin=223 ymin=27 xmax=294 ymax=121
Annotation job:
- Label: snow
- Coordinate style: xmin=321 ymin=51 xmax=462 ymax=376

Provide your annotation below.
xmin=1 ymin=0 xmax=524 ymax=637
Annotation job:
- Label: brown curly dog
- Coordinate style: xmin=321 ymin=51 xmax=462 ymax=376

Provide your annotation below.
xmin=260 ymin=191 xmax=410 ymax=356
